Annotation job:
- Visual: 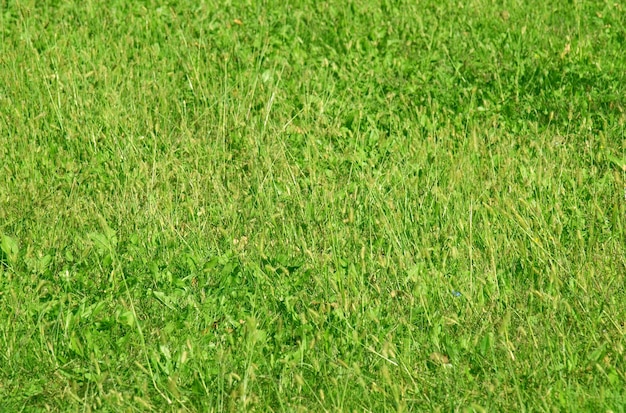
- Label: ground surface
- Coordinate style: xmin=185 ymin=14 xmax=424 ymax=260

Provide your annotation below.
xmin=1 ymin=0 xmax=625 ymax=411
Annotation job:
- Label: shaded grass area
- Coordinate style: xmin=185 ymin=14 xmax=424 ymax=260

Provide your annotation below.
xmin=1 ymin=0 xmax=625 ymax=410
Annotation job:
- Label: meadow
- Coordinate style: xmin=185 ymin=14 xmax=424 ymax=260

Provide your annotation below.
xmin=1 ymin=0 xmax=625 ymax=411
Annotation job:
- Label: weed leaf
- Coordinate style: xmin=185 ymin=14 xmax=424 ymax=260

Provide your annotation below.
xmin=607 ymin=155 xmax=626 ymax=171
xmin=0 ymin=234 xmax=19 ymax=265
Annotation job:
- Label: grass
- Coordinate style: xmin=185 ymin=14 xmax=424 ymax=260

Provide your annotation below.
xmin=1 ymin=0 xmax=625 ymax=411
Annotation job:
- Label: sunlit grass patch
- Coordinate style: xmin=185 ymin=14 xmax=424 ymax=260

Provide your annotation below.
xmin=1 ymin=0 xmax=625 ymax=411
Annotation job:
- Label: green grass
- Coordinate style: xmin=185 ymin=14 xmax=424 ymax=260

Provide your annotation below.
xmin=1 ymin=0 xmax=625 ymax=411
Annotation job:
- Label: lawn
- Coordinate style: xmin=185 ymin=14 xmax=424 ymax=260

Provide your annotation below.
xmin=1 ymin=0 xmax=625 ymax=411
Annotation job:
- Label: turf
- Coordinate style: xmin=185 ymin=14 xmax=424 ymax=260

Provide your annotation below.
xmin=1 ymin=0 xmax=625 ymax=411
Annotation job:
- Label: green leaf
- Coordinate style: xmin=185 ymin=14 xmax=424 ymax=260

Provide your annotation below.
xmin=152 ymin=290 xmax=177 ymax=310
xmin=117 ymin=310 xmax=135 ymax=327
xmin=1 ymin=234 xmax=19 ymax=265
xmin=88 ymin=231 xmax=116 ymax=254
xmin=607 ymin=155 xmax=626 ymax=171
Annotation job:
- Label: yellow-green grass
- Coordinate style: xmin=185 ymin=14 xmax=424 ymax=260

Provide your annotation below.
xmin=1 ymin=0 xmax=625 ymax=411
